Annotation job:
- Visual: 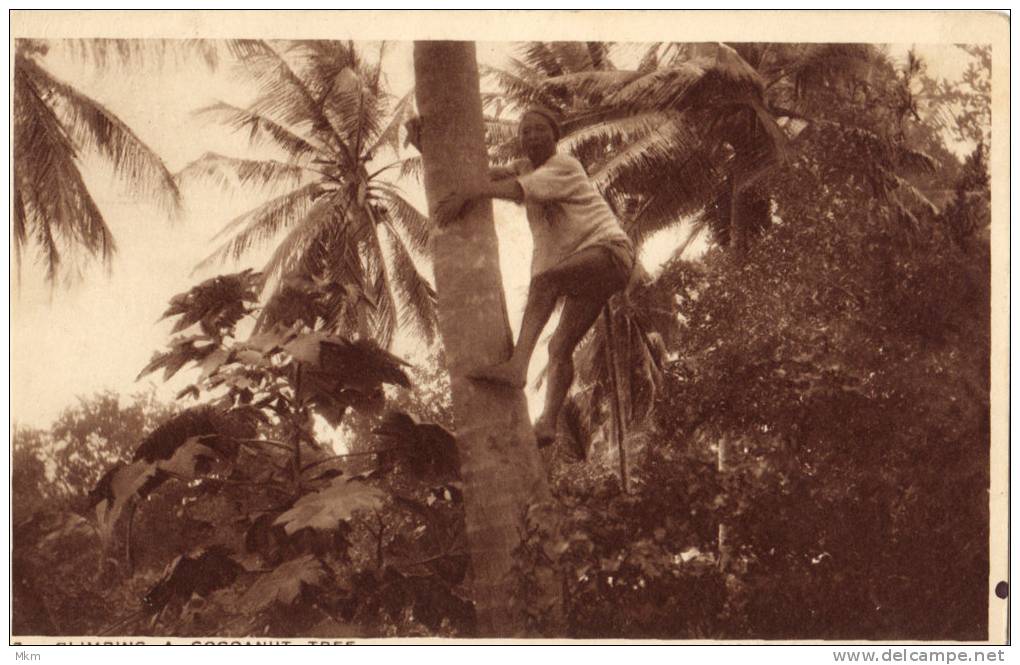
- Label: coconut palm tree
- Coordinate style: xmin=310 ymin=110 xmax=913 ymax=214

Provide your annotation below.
xmin=13 ymin=38 xmax=182 ymax=284
xmin=413 ymin=40 xmax=560 ymax=636
xmin=185 ymin=40 xmax=436 ymax=347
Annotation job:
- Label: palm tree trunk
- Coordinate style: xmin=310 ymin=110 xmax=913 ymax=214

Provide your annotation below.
xmin=730 ymin=173 xmax=748 ymax=263
xmin=413 ymin=41 xmax=560 ymax=636
xmin=602 ymin=303 xmax=629 ymax=493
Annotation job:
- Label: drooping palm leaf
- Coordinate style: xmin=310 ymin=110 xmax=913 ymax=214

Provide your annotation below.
xmin=22 ymin=55 xmax=182 ymax=216
xmin=366 ymin=90 xmax=414 ymax=157
xmin=557 ymin=111 xmax=673 ymax=162
xmin=176 ymin=152 xmax=307 ymax=192
xmin=228 ymin=39 xmax=347 ymax=151
xmin=194 ymin=101 xmax=321 ymax=159
xmin=14 ymin=61 xmax=114 ymax=281
xmin=196 ymin=182 xmax=323 ymax=270
xmin=398 ymin=155 xmax=423 ymax=182
xmin=538 ymin=69 xmax=642 ymax=107
xmin=592 ymin=120 xmax=722 ymax=242
xmin=255 ymin=189 xmax=349 ymax=288
xmin=39 ymin=38 xmax=224 ymax=72
xmin=376 ymin=183 xmax=432 ymax=253
xmin=379 ymin=220 xmax=438 ymax=344
xmin=482 ymin=62 xmax=563 ymax=112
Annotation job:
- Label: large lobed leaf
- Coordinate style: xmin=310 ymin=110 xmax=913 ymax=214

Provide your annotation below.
xmin=240 ymin=554 xmax=328 ymax=611
xmin=143 ymin=546 xmax=243 ymax=612
xmin=133 ymin=405 xmax=253 ymax=463
xmin=374 ymin=410 xmax=460 ymax=479
xmin=274 ymin=478 xmax=387 ymax=535
xmin=160 ymin=268 xmax=261 ymax=336
xmin=284 ymin=332 xmax=411 ymax=392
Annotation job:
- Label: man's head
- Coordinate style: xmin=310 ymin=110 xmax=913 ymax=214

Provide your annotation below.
xmin=519 ymin=106 xmax=560 ymax=165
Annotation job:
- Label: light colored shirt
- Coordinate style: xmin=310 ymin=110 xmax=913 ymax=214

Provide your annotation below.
xmin=506 ymin=153 xmax=632 ymax=276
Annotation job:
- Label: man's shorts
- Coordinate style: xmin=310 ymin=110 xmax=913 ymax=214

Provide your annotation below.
xmin=598 ymin=236 xmax=637 ymax=288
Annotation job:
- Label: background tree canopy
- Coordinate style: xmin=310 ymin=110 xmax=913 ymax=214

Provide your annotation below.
xmin=12 ymin=38 xmax=993 ymax=640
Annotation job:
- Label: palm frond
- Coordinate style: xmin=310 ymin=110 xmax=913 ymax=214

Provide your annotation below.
xmin=257 ymin=190 xmax=351 ymax=288
xmin=788 ymin=43 xmax=884 ymax=97
xmin=22 ymin=55 xmax=181 ymax=216
xmin=489 ymin=134 xmax=525 ymax=166
xmin=605 ymin=62 xmax=709 ymax=112
xmin=484 ymin=115 xmax=519 ymax=149
xmin=557 ymin=111 xmax=673 ymax=162
xmin=482 ymin=63 xmax=562 ymax=112
xmin=34 ymin=38 xmax=225 ymax=71
xmin=591 ymin=118 xmax=718 ymax=208
xmin=398 ymin=155 xmax=423 ymax=182
xmin=586 ymin=42 xmax=614 ymax=71
xmin=253 ymin=192 xmax=359 ymax=331
xmin=14 ymin=61 xmax=115 ymax=281
xmin=15 ymin=38 xmax=219 ymax=76
xmin=538 ymin=69 xmax=642 ymax=106
xmin=176 ymin=152 xmax=307 ymax=192
xmin=331 ymin=79 xmax=385 ymax=157
xmin=608 ymin=45 xmax=763 ymax=116
xmin=376 ymin=184 xmax=431 ymax=253
xmin=636 ymin=43 xmax=663 ymax=74
xmin=228 ymin=39 xmax=348 ymax=151
xmin=362 ymin=242 xmax=397 ymax=350
xmin=196 ymin=182 xmax=323 ymax=270
xmin=380 ymin=220 xmax=438 ymax=344
xmin=195 ymin=101 xmax=321 ymax=160
xmin=366 ymin=90 xmax=414 ymax=157
xmin=518 ymin=42 xmax=567 ymax=78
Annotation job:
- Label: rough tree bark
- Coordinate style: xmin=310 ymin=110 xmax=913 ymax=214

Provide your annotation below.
xmin=413 ymin=40 xmax=559 ymax=636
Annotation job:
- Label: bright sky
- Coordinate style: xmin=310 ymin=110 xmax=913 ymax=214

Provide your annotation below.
xmin=10 ymin=40 xmax=972 ymax=428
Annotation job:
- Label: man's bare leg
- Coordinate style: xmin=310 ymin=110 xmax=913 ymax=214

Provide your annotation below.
xmin=533 ymin=294 xmax=607 ymax=446
xmin=466 ymin=272 xmax=560 ymax=389
xmin=469 ymin=247 xmax=619 ymax=389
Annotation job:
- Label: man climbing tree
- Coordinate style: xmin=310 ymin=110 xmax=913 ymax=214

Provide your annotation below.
xmin=429 ymin=106 xmax=636 ymax=447
xmin=412 ymin=40 xmax=561 ymax=636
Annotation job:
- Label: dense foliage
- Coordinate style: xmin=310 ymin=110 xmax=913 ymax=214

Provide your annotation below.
xmin=12 ymin=41 xmax=992 ymax=640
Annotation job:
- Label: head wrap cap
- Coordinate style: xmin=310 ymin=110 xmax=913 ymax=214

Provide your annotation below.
xmin=521 ymin=105 xmax=562 ymax=141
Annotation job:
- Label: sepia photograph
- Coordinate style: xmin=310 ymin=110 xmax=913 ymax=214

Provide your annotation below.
xmin=9 ymin=10 xmax=1008 ymax=645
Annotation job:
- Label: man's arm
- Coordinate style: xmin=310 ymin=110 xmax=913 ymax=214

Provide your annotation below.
xmin=435 ymin=178 xmax=524 ymax=227
xmin=489 ymin=165 xmax=517 ymax=181
xmin=474 ymin=178 xmax=524 ymax=202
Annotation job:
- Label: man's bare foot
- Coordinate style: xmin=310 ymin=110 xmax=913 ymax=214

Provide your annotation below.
xmin=534 ymin=418 xmax=556 ymax=448
xmin=467 ymin=361 xmax=527 ymax=389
